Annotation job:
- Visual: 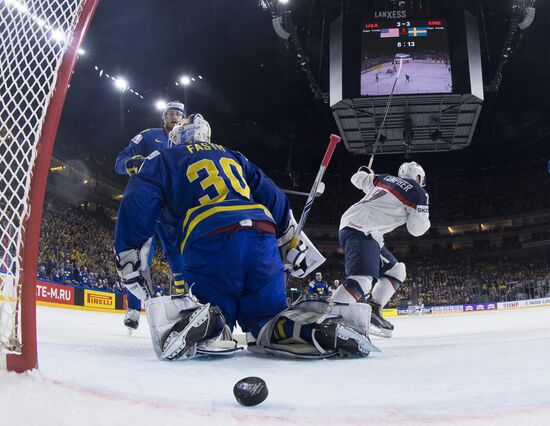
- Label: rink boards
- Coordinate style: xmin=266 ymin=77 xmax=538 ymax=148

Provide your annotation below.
xmin=30 ymin=278 xmax=550 ymax=318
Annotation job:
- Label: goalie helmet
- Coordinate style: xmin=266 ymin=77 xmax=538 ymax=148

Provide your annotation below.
xmin=162 ymin=101 xmax=186 ymax=119
xmin=169 ymin=113 xmax=211 ymax=146
xmin=398 ymin=161 xmax=426 ymax=187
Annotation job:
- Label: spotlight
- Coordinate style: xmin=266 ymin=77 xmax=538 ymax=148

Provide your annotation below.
xmin=180 ymin=75 xmax=191 ymax=86
xmin=114 ymin=77 xmax=128 ymax=91
xmin=77 ymin=48 xmax=86 ymax=55
xmin=155 ymin=100 xmax=167 ymax=111
xmin=279 ymin=0 xmax=290 ymax=4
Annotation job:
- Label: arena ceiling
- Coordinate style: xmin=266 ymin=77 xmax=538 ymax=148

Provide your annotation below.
xmin=59 ymin=0 xmax=549 ymax=185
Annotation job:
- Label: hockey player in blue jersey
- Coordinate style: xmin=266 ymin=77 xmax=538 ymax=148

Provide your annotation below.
xmin=115 ymin=101 xmax=186 ymax=331
xmin=307 ymin=272 xmax=330 ymax=299
xmin=115 ymin=101 xmax=185 ymax=175
xmin=114 ymin=115 xmax=379 ymax=360
xmin=332 ymin=162 xmax=430 ymax=337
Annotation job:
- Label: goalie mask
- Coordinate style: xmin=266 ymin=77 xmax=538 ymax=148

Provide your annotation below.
xmin=398 ymin=161 xmax=426 ymax=187
xmin=169 ymin=114 xmax=211 ymax=146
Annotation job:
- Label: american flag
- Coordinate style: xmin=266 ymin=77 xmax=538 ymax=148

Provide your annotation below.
xmin=380 ymin=28 xmax=399 ymax=38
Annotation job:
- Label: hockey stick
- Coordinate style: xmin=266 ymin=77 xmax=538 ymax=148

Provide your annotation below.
xmin=290 ymin=134 xmax=341 ymax=247
xmin=367 ymin=59 xmax=404 ymax=169
xmin=282 ymin=186 xmax=325 ymax=198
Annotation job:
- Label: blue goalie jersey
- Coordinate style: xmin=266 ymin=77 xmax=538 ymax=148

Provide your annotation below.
xmin=114 ymin=141 xmax=291 ymax=255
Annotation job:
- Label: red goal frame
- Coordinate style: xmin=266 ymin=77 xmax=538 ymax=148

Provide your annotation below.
xmin=5 ymin=0 xmax=100 ymax=373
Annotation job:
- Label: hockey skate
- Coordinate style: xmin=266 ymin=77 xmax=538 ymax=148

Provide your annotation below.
xmin=161 ymin=303 xmax=221 ymax=360
xmin=124 ymin=309 xmax=140 ymax=335
xmin=312 ymin=322 xmax=380 ymax=357
xmin=366 ymin=299 xmax=394 ymax=338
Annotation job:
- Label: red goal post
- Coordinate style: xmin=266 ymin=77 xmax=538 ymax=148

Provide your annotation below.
xmin=0 ymin=0 xmax=99 ymax=372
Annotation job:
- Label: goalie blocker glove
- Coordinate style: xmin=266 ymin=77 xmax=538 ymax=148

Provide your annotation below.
xmin=277 ymin=210 xmax=308 ymax=271
xmin=115 ymin=238 xmax=153 ymax=301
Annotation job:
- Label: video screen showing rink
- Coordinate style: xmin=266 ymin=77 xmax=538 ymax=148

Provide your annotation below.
xmin=2 ymin=304 xmax=550 ymax=425
xmin=360 ymin=19 xmax=453 ymax=96
xmin=361 ymin=58 xmax=452 ymax=96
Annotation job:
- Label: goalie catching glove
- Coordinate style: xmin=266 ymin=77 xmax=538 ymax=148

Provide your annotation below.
xmin=115 ymin=238 xmax=154 ymax=301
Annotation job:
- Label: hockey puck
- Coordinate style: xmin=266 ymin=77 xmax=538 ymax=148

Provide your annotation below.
xmin=233 ymin=376 xmax=268 ymax=406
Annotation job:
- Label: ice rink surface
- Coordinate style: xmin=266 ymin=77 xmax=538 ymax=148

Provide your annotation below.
xmin=2 ymin=305 xmax=550 ymax=426
xmin=361 ymin=62 xmax=452 ymax=96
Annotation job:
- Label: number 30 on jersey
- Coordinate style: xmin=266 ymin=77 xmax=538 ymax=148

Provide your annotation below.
xmin=186 ymin=158 xmax=250 ymax=205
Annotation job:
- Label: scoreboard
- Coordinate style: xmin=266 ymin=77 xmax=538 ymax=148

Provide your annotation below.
xmin=360 ymin=19 xmax=452 ymax=96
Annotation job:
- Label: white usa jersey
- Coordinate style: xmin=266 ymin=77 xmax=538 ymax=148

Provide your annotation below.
xmin=339 ymin=171 xmax=430 ymax=246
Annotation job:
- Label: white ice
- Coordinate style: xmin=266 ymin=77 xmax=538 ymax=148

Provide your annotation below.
xmin=361 ymin=62 xmax=452 ymax=96
xmin=2 ymin=305 xmax=550 ymax=426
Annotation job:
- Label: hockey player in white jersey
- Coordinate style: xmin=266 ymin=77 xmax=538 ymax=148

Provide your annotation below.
xmin=331 ymin=161 xmax=430 ymax=337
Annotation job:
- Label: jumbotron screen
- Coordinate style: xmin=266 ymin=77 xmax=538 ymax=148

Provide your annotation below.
xmin=360 ymin=19 xmax=452 ymax=96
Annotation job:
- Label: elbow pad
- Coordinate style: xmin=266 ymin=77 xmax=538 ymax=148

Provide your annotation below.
xmin=406 ymin=213 xmax=430 ymax=237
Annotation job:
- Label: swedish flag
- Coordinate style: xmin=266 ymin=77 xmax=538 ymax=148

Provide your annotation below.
xmin=408 ymin=27 xmax=427 ymax=37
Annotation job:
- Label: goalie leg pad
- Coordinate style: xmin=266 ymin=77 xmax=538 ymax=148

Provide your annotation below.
xmin=161 ymin=303 xmax=224 ymax=360
xmin=145 ymin=295 xmax=223 ymax=360
xmin=294 ymin=298 xmax=372 ymax=334
xmin=252 ymin=304 xmax=379 ymax=358
xmin=195 ymin=324 xmax=244 ymax=356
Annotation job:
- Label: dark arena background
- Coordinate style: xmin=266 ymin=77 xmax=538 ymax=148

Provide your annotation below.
xmin=1 ymin=0 xmax=550 ymax=424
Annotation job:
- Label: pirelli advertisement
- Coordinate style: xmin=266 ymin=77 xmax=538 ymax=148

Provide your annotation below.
xmin=36 ymin=279 xmax=126 ymax=312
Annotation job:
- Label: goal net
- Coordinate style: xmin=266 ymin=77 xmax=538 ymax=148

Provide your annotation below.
xmin=0 ymin=0 xmax=98 ymax=371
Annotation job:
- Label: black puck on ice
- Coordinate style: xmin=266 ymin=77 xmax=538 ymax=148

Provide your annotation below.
xmin=233 ymin=376 xmax=268 ymax=406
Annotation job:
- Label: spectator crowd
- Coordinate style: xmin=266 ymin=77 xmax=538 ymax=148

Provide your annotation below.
xmin=37 ymin=203 xmax=171 ymax=294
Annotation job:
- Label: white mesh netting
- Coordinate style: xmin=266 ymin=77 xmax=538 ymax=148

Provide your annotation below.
xmin=0 ymin=0 xmax=87 ymax=353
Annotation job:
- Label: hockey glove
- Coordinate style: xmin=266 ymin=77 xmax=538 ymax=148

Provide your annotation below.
xmin=124 ymin=155 xmax=146 ymax=175
xmin=277 ymin=210 xmax=308 ymax=268
xmin=115 ymin=238 xmax=153 ymax=301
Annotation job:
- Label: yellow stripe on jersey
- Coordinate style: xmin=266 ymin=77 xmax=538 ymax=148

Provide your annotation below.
xmin=180 ymin=203 xmax=273 ymax=253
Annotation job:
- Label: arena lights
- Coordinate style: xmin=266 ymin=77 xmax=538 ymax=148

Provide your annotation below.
xmin=50 ymin=28 xmax=65 ymax=43
xmin=279 ymin=0 xmax=290 ymax=4
xmin=114 ymin=77 xmax=128 ymax=92
xmin=4 ymin=0 xmax=198 ymax=105
xmin=155 ymin=100 xmax=167 ymax=111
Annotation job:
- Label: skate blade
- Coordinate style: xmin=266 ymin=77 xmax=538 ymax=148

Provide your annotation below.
xmin=336 ymin=325 xmax=382 ymax=355
xmin=369 ymin=325 xmax=393 ymax=338
xmin=126 ymin=327 xmax=133 ymax=336
xmin=160 ymin=304 xmax=210 ymax=360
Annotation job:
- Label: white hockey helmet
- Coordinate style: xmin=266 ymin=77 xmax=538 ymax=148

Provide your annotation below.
xmin=169 ymin=113 xmax=211 ymax=146
xmin=162 ymin=101 xmax=186 ymax=119
xmin=398 ymin=161 xmax=426 ymax=186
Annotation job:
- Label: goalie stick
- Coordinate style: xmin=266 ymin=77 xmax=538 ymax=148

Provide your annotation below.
xmin=367 ymin=59 xmax=404 ymax=169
